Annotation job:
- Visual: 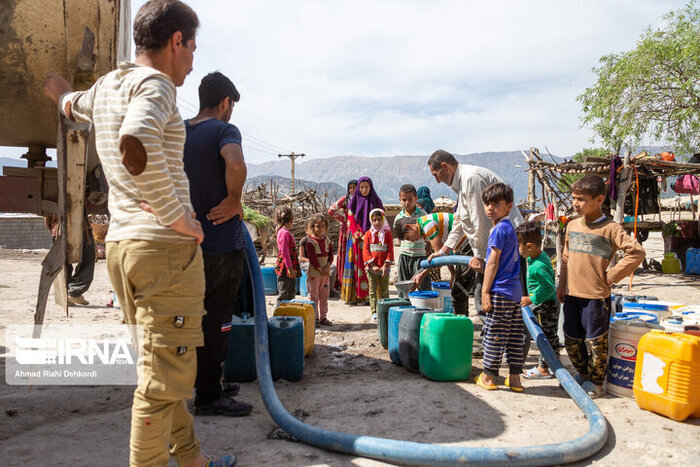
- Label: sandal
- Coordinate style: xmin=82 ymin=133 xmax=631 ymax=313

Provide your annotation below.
xmin=504 ymin=376 xmax=524 ymax=392
xmin=523 ymin=367 xmax=553 ymax=380
xmin=581 ymin=380 xmax=604 ymax=399
xmin=475 ymin=372 xmax=498 ymax=391
xmin=320 ymin=318 xmax=333 ymax=326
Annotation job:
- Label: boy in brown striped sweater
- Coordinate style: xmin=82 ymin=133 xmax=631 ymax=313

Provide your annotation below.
xmin=556 ymin=174 xmax=645 ymax=398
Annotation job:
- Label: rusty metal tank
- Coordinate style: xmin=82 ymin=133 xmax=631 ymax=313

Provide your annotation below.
xmin=0 ymin=0 xmax=130 ymax=149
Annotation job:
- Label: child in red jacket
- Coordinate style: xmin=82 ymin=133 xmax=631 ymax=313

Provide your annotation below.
xmin=363 ymin=208 xmax=394 ymax=321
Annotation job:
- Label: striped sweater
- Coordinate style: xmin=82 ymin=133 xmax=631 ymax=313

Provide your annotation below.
xmin=60 ymin=62 xmax=194 ymax=243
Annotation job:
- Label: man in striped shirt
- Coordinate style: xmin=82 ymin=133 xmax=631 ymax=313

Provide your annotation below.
xmin=394 ymin=212 xmax=466 ymax=288
xmin=44 ymin=1 xmax=235 ymax=466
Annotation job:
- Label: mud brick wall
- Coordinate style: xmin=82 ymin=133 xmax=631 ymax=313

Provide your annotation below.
xmin=0 ymin=216 xmax=53 ymax=249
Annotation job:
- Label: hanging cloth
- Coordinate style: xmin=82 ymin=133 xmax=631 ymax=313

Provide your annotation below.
xmin=608 ymin=155 xmax=623 ymax=200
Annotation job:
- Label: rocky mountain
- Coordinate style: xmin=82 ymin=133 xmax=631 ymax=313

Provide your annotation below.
xmin=246 ymin=151 xmax=551 ymax=203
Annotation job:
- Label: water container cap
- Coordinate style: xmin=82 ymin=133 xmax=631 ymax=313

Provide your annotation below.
xmin=611 ymin=311 xmax=659 ymax=325
xmin=409 ymin=291 xmax=439 ymax=298
xmin=623 ymin=302 xmax=670 ymax=312
xmin=431 ymin=281 xmax=451 ymax=290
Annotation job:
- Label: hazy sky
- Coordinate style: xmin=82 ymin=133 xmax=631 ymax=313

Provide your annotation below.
xmin=1 ymin=0 xmax=687 ymax=163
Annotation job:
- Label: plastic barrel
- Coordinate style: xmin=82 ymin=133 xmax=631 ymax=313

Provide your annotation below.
xmin=610 ymin=311 xmax=659 ymax=325
xmin=408 ymin=290 xmax=439 ymax=310
xmin=268 ymin=316 xmax=305 ymax=382
xmin=622 ymin=301 xmax=681 ymax=322
xmin=388 ymin=306 xmax=414 ymax=365
xmin=419 ymin=313 xmax=474 ymax=381
xmin=377 ymin=298 xmax=411 ymax=349
xmin=431 ymin=282 xmax=452 ymax=312
xmin=398 ymin=307 xmax=435 ymax=372
xmin=606 ymin=319 xmax=661 ymax=397
xmin=685 ymin=248 xmax=700 ymax=274
xmin=261 ymin=266 xmax=278 ymax=295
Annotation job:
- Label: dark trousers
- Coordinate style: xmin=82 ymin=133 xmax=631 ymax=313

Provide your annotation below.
xmin=233 ymin=255 xmax=254 ymax=317
xmin=563 ymin=295 xmax=611 ymax=386
xmin=451 ymin=242 xmax=482 ymax=316
xmin=66 ymin=229 xmax=95 ymax=297
xmin=276 ymin=275 xmax=296 ymax=306
xmin=397 ymin=254 xmax=431 ymax=298
xmin=195 ymin=249 xmax=245 ymax=406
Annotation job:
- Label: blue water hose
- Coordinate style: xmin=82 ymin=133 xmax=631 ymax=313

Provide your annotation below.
xmin=246 ymin=232 xmax=608 ymax=466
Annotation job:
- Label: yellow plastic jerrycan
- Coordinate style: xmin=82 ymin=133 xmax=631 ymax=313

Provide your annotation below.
xmin=273 ymin=302 xmax=315 ymax=356
xmin=633 ymin=330 xmax=700 ymax=421
xmin=661 ymin=253 xmax=682 ymax=274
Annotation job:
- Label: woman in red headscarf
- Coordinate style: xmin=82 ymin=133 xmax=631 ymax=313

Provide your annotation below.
xmin=328 ymin=180 xmax=357 ymax=292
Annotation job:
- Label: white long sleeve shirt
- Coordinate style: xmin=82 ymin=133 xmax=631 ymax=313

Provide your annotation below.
xmin=444 ymin=164 xmax=524 ymax=259
xmin=61 ymin=62 xmax=193 ymax=243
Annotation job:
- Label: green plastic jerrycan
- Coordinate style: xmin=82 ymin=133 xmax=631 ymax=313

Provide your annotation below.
xmin=377 ymin=298 xmax=411 ymax=349
xmin=223 ymin=313 xmax=256 ymax=383
xmin=419 ymin=313 xmax=474 ymax=381
xmin=662 ymin=252 xmax=682 ymax=274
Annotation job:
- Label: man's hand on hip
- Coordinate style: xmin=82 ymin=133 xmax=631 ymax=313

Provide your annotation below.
xmin=207 ymin=197 xmax=243 ymax=225
xmin=141 ymin=202 xmax=204 ymax=244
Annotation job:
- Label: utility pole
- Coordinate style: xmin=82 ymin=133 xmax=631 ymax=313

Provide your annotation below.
xmin=278 ymin=152 xmax=305 ymax=196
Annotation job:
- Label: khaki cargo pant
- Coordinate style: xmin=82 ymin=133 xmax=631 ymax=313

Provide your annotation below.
xmin=107 ymin=240 xmax=205 ymax=467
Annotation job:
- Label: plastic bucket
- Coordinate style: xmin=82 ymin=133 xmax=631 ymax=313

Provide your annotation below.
xmin=408 ymin=290 xmax=439 ymax=310
xmin=431 ymin=281 xmax=452 ymax=312
xmin=606 ymin=319 xmax=660 ymax=397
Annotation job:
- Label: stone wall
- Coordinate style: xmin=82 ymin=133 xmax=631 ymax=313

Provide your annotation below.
xmin=0 ymin=216 xmax=53 ymax=249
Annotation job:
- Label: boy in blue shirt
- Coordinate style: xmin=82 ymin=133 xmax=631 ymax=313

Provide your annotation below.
xmin=476 ymin=183 xmax=524 ymax=392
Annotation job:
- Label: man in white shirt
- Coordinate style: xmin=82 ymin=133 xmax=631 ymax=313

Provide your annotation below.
xmin=427 ymin=149 xmax=524 ymax=316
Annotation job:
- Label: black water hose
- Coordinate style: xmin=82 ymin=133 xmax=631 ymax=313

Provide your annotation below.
xmin=246 ymin=232 xmax=607 ymax=465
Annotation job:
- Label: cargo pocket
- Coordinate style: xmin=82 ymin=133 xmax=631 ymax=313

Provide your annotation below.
xmin=129 ymin=242 xmax=205 ymax=348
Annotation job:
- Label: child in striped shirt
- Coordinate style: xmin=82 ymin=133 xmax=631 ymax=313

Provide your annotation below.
xmin=394 ymin=212 xmax=466 ymax=288
xmin=393 ymin=184 xmax=430 ymax=296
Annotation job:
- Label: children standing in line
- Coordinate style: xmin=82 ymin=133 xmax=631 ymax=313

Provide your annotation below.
xmin=306 ymin=214 xmax=334 ymax=326
xmin=516 ymin=221 xmax=559 ymax=379
xmin=476 ymin=183 xmax=524 ymax=392
xmin=393 ymin=184 xmax=430 ymax=297
xmin=557 ymin=174 xmax=645 ymax=398
xmin=275 ymin=206 xmax=300 ymax=306
xmin=363 ymin=209 xmax=394 ymax=322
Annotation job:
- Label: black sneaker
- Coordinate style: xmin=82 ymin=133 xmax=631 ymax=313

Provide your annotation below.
xmin=195 ymin=396 xmax=253 ymax=417
xmin=222 ymin=382 xmax=240 ymax=398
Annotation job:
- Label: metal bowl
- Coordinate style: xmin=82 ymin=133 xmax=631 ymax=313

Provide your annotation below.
xmin=394 ymin=280 xmax=417 ymax=294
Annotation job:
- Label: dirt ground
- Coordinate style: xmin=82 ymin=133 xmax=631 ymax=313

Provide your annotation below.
xmin=1 ymin=231 xmax=699 ymax=466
